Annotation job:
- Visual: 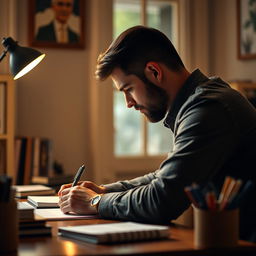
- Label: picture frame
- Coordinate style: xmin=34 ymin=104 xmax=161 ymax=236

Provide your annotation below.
xmin=237 ymin=0 xmax=256 ymax=59
xmin=28 ymin=0 xmax=85 ymax=49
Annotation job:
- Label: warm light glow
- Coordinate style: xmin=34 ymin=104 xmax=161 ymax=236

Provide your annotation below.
xmin=14 ymin=54 xmax=45 ymax=80
xmin=63 ymin=241 xmax=77 ymax=256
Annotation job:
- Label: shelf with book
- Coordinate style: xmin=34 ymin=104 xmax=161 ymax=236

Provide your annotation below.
xmin=14 ymin=136 xmax=54 ymax=185
xmin=0 ymin=74 xmax=15 ymax=180
xmin=230 ymin=81 xmax=256 ymax=107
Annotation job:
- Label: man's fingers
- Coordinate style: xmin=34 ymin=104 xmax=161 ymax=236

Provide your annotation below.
xmin=60 ymin=187 xmax=72 ymax=197
xmin=58 ymin=183 xmax=72 ymax=195
xmin=61 ymin=204 xmax=72 ymax=214
xmin=58 ymin=181 xmax=85 ymax=195
xmin=81 ymin=181 xmax=105 ymax=194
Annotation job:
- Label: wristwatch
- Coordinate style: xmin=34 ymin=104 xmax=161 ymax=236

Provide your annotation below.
xmin=91 ymin=194 xmax=102 ymax=209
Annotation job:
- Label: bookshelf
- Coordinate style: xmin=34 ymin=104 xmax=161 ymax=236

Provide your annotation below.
xmin=0 ymin=74 xmax=15 ymax=181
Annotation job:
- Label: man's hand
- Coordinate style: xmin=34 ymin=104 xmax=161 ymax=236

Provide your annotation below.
xmin=58 ymin=181 xmax=106 ymax=196
xmin=58 ymin=185 xmax=100 ymax=215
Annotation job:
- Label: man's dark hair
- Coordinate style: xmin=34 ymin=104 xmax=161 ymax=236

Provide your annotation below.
xmin=95 ymin=26 xmax=185 ymax=81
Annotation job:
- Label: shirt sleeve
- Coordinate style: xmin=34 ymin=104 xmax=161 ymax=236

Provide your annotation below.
xmin=103 ymin=171 xmax=158 ymax=192
xmin=98 ymin=99 xmax=238 ymax=224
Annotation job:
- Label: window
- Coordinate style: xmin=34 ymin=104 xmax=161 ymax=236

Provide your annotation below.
xmin=113 ymin=0 xmax=178 ymax=159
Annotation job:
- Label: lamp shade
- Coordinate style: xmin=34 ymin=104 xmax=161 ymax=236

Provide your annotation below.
xmin=2 ymin=37 xmax=45 ymax=80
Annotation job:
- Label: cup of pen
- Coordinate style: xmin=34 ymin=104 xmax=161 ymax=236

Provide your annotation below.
xmin=185 ymin=179 xmax=243 ymax=249
xmin=194 ymin=207 xmax=239 ymax=249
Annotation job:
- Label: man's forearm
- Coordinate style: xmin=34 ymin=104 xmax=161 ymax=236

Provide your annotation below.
xmin=103 ymin=171 xmax=158 ymax=193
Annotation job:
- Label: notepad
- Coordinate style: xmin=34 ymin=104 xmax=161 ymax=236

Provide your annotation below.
xmin=58 ymin=222 xmax=170 ymax=244
xmin=27 ymin=196 xmax=59 ymax=208
xmin=17 ymin=201 xmax=35 ymax=220
xmin=35 ymin=208 xmax=98 ymax=221
xmin=13 ymin=185 xmax=55 ymax=198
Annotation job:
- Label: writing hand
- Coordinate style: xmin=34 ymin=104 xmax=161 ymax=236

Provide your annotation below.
xmin=58 ymin=181 xmax=106 ymax=196
xmin=58 ymin=185 xmax=99 ymax=215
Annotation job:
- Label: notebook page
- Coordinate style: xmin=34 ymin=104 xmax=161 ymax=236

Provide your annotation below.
xmin=35 ymin=208 xmax=98 ymax=220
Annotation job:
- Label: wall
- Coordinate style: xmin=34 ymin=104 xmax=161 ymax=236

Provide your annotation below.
xmin=1 ymin=0 xmax=256 ymax=182
xmin=16 ymin=0 xmax=92 ymax=177
xmin=0 ymin=0 xmax=113 ymax=180
xmin=209 ymin=0 xmax=256 ymax=81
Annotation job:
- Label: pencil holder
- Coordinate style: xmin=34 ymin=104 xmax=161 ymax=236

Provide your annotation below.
xmin=0 ymin=192 xmax=18 ymax=254
xmin=194 ymin=207 xmax=239 ymax=249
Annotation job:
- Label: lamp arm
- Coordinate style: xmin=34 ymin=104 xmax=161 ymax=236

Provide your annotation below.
xmin=0 ymin=48 xmax=9 ymax=62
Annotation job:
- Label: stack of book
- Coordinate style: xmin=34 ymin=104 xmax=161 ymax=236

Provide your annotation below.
xmin=19 ymin=219 xmax=52 ymax=237
xmin=32 ymin=174 xmax=73 ymax=187
xmin=17 ymin=201 xmax=52 ymax=236
xmin=13 ymin=184 xmax=55 ymax=198
xmin=17 ymin=201 xmax=34 ymax=220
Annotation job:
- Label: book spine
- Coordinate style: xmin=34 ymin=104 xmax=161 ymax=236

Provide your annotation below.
xmin=0 ymin=82 xmax=6 ymax=134
xmin=47 ymin=139 xmax=54 ymax=177
xmin=39 ymin=139 xmax=49 ymax=177
xmin=0 ymin=140 xmax=6 ymax=173
xmin=14 ymin=139 xmax=22 ymax=184
xmin=23 ymin=137 xmax=33 ymax=185
xmin=16 ymin=138 xmax=27 ymax=185
xmin=32 ymin=137 xmax=40 ymax=177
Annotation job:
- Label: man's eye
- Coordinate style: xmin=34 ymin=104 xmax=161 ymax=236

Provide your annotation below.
xmin=126 ymin=87 xmax=133 ymax=92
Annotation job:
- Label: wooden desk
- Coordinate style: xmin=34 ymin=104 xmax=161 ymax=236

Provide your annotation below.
xmin=17 ymin=218 xmax=256 ymax=256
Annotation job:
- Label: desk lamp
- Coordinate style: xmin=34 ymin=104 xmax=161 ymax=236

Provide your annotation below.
xmin=0 ymin=37 xmax=45 ymax=80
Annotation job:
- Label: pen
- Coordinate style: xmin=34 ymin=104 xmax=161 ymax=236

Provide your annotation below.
xmin=184 ymin=186 xmax=200 ymax=208
xmin=191 ymin=183 xmax=207 ymax=209
xmin=219 ymin=178 xmax=236 ymax=210
xmin=72 ymin=164 xmax=86 ymax=187
xmin=230 ymin=180 xmax=254 ymax=209
xmin=218 ymin=176 xmax=233 ymax=205
xmin=205 ymin=191 xmax=217 ymax=211
xmin=226 ymin=179 xmax=243 ymax=209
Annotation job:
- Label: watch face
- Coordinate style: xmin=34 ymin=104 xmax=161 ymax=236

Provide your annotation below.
xmin=91 ymin=195 xmax=101 ymax=206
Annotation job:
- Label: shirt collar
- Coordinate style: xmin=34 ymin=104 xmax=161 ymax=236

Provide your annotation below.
xmin=53 ymin=19 xmax=68 ymax=30
xmin=164 ymin=69 xmax=209 ymax=130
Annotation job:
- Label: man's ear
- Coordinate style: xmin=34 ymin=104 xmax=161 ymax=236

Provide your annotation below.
xmin=144 ymin=62 xmax=162 ymax=83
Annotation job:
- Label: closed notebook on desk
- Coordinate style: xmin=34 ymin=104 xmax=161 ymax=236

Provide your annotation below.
xmin=17 ymin=201 xmax=34 ymax=220
xmin=58 ymin=222 xmax=170 ymax=244
xmin=13 ymin=185 xmax=55 ymax=198
xmin=27 ymin=196 xmax=59 ymax=208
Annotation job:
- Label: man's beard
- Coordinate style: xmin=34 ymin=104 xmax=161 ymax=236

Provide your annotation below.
xmin=136 ymin=75 xmax=169 ymax=123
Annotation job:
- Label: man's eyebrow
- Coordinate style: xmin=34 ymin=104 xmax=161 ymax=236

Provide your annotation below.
xmin=119 ymin=83 xmax=130 ymax=91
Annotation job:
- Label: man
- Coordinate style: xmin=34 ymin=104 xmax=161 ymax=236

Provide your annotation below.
xmin=58 ymin=26 xmax=256 ymax=242
xmin=36 ymin=0 xmax=79 ymax=43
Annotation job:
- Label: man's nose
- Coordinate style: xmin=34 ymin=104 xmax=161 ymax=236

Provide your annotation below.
xmin=124 ymin=93 xmax=135 ymax=108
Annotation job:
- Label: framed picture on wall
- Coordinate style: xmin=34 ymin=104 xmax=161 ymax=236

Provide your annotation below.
xmin=237 ymin=0 xmax=256 ymax=59
xmin=28 ymin=0 xmax=85 ymax=49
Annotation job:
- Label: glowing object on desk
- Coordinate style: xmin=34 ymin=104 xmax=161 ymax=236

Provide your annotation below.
xmin=63 ymin=241 xmax=77 ymax=256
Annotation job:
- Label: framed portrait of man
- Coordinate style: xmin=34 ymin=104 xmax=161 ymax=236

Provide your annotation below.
xmin=237 ymin=0 xmax=256 ymax=59
xmin=28 ymin=0 xmax=85 ymax=49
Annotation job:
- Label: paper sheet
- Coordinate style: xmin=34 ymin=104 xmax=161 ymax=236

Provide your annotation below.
xmin=35 ymin=208 xmax=98 ymax=220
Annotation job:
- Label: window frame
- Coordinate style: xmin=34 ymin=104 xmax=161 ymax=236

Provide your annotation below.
xmin=112 ymin=0 xmax=179 ymax=177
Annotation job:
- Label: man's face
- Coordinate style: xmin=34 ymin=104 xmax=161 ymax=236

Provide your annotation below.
xmin=52 ymin=0 xmax=73 ymax=24
xmin=111 ymin=68 xmax=169 ymax=123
